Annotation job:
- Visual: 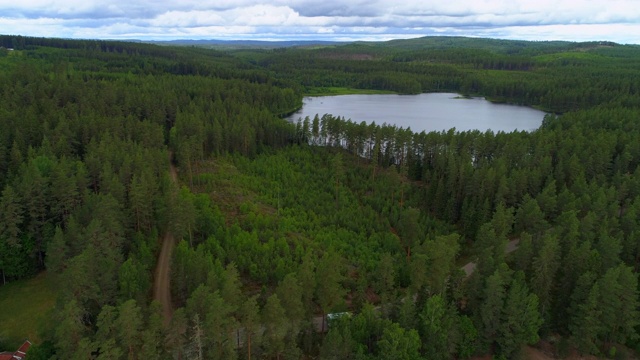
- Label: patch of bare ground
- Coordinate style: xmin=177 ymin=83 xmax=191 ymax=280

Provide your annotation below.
xmin=468 ymin=345 xmax=555 ymax=360
xmin=526 ymin=343 xmax=557 ymax=360
xmin=192 ymin=159 xmax=277 ymax=226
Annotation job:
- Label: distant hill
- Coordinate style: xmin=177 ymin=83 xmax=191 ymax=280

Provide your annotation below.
xmin=146 ymin=36 xmax=626 ymax=55
xmin=356 ymin=36 xmax=620 ymax=54
xmin=148 ymin=39 xmax=345 ymax=49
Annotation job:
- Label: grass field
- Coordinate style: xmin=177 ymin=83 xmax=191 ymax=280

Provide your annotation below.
xmin=0 ymin=272 xmax=57 ymax=350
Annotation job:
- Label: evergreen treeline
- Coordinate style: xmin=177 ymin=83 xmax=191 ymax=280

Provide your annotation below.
xmin=247 ymin=40 xmax=640 ymax=113
xmin=0 ymin=35 xmax=639 ymax=359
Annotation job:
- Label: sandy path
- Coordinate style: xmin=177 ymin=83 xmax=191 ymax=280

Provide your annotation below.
xmin=153 ymin=154 xmax=178 ymax=325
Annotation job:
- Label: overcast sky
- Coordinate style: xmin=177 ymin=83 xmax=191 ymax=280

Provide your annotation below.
xmin=1 ymin=0 xmax=639 ymax=44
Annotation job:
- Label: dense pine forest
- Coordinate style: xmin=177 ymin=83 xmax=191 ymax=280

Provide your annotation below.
xmin=0 ymin=35 xmax=639 ymax=359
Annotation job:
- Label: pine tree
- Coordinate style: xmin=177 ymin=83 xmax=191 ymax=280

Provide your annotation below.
xmin=478 ymin=266 xmax=509 ymax=346
xmin=425 ymin=234 xmax=460 ymax=295
xmin=0 ymin=185 xmax=24 ymax=247
xmin=18 ymin=161 xmax=49 ymax=265
xmin=262 ymin=294 xmax=287 ymax=360
xmin=204 ymin=291 xmax=236 ymax=360
xmin=457 ymin=315 xmax=478 ymax=359
xmin=473 ymin=223 xmax=504 ymax=280
xmin=54 ymin=300 xmax=88 ymax=359
xmin=597 ymin=265 xmax=639 ymax=345
xmin=239 ymin=295 xmax=261 ymax=360
xmin=512 ymin=232 xmax=533 ymax=277
xmin=316 ymin=251 xmax=345 ymax=333
xmin=171 ymin=186 xmax=196 ymax=246
xmin=514 ymin=195 xmax=547 ymax=236
xmin=419 ymin=295 xmax=455 ymax=360
xmin=139 ymin=301 xmax=165 ymax=360
xmin=319 ymin=323 xmax=354 ymax=360
xmin=221 ymin=263 xmax=243 ymax=314
xmin=374 ymin=253 xmax=396 ymax=309
xmin=129 ymin=171 xmax=155 ymax=232
xmin=490 ymin=203 xmax=514 ymax=240
xmin=332 ymin=153 xmax=344 ymax=209
xmin=376 ymin=322 xmax=421 ymax=360
xmin=595 ymin=229 xmax=622 ymax=272
xmin=276 ymin=273 xmax=305 ymax=334
xmin=397 ymin=207 xmax=421 ymax=262
xmin=95 ymin=305 xmax=123 ymax=360
xmin=497 ymin=273 xmax=542 ymax=359
xmin=570 ymin=283 xmax=602 ymax=355
xmin=185 ymin=285 xmax=214 ymax=328
xmin=117 ymin=299 xmax=144 ymax=360
xmin=119 ymin=257 xmax=147 ymax=302
xmin=166 ymin=308 xmax=188 ymax=360
xmin=49 ymin=158 xmax=80 ymax=222
xmin=530 ymin=233 xmax=560 ymax=321
xmin=45 ymin=226 xmax=67 ymax=274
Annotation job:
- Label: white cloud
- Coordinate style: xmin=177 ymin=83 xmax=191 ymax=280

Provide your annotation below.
xmin=148 ymin=10 xmax=226 ymax=27
xmin=316 ymin=27 xmax=335 ymax=34
xmin=0 ymin=0 xmax=639 ymax=43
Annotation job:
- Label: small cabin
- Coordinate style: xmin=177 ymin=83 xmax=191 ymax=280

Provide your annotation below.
xmin=0 ymin=340 xmax=31 ymax=360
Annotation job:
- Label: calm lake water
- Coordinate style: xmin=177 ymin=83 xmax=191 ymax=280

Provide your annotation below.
xmin=287 ymin=93 xmax=546 ymax=133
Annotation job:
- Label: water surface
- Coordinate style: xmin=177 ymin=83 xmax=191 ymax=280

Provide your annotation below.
xmin=287 ymin=93 xmax=546 ymax=133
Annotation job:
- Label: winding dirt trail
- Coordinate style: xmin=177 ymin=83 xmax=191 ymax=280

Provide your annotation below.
xmin=153 ymin=154 xmax=178 ymax=325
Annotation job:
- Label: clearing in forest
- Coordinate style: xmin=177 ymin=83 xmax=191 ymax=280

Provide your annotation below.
xmin=0 ymin=272 xmax=56 ymax=349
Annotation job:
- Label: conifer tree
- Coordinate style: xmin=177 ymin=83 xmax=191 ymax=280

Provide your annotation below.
xmin=117 ymin=299 xmax=144 ymax=360
xmin=497 ymin=273 xmax=542 ymax=359
xmin=0 ymin=185 xmax=23 ymax=247
xmin=570 ymin=283 xmax=602 ymax=355
xmin=316 ymin=251 xmax=345 ymax=333
xmin=276 ymin=273 xmax=305 ymax=334
xmin=262 ymin=294 xmax=287 ymax=360
xmin=239 ymin=295 xmax=261 ymax=360
xmin=166 ymin=308 xmax=188 ymax=360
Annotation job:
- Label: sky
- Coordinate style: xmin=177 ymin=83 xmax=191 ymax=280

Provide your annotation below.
xmin=1 ymin=0 xmax=640 ymax=44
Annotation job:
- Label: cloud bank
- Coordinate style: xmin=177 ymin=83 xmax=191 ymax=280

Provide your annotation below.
xmin=1 ymin=0 xmax=639 ymax=43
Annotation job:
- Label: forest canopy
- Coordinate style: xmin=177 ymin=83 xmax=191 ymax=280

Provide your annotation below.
xmin=0 ymin=34 xmax=639 ymax=359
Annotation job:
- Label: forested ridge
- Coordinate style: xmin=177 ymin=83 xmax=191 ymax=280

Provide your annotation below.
xmin=0 ymin=35 xmax=639 ymax=360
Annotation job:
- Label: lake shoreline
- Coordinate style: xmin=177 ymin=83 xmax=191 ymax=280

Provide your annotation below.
xmin=287 ymin=92 xmax=547 ymax=134
xmin=299 ymin=88 xmax=559 ymax=115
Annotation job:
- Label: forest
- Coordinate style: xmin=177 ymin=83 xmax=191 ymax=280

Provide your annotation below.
xmin=0 ymin=34 xmax=639 ymax=360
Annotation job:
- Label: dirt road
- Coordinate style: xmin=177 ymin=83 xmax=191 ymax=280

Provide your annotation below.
xmin=154 ymin=231 xmax=175 ymax=324
xmin=462 ymin=239 xmax=520 ymax=277
xmin=153 ymin=155 xmax=178 ymax=325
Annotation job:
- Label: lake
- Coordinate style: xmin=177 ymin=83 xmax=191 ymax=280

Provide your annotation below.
xmin=287 ymin=93 xmax=546 ymax=133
